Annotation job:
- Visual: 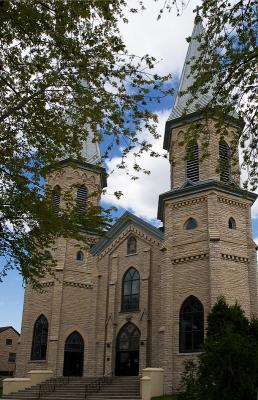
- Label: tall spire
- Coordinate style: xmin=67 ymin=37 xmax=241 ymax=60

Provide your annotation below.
xmin=167 ymin=15 xmax=213 ymax=122
xmin=80 ymin=129 xmax=101 ymax=165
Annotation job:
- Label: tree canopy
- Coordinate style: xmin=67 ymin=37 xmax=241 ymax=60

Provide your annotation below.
xmin=0 ymin=0 xmax=257 ymax=284
xmin=179 ymin=297 xmax=258 ymax=400
xmin=0 ymin=0 xmax=171 ymax=286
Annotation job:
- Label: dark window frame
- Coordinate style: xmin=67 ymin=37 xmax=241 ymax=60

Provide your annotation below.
xmin=121 ymin=267 xmax=140 ymax=312
xmin=8 ymin=352 xmax=16 ymax=363
xmin=76 ymin=250 xmax=84 ymax=262
xmin=6 ymin=339 xmax=12 ymax=346
xmin=228 ymin=217 xmax=236 ymax=230
xmin=127 ymin=236 xmax=137 ymax=255
xmin=179 ymin=295 xmax=204 ymax=353
xmin=184 ymin=217 xmax=198 ymax=230
xmin=31 ymin=314 xmax=48 ymax=361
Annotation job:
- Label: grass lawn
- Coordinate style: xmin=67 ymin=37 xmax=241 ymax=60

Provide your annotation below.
xmin=152 ymin=396 xmax=179 ymax=400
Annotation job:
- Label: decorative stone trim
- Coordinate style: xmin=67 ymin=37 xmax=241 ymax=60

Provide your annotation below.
xmin=218 ymin=196 xmax=248 ymax=208
xmin=97 ymin=226 xmax=161 ymax=260
xmin=172 ymin=253 xmax=208 ymax=264
xmin=221 ymin=253 xmax=249 ymax=263
xmin=41 ymin=281 xmax=54 ymax=287
xmin=63 ymin=280 xmax=93 ymax=288
xmin=169 ymin=197 xmax=207 ymax=209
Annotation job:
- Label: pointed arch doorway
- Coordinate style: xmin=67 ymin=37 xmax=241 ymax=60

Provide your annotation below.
xmin=115 ymin=322 xmax=140 ymax=376
xmin=63 ymin=331 xmax=84 ymax=376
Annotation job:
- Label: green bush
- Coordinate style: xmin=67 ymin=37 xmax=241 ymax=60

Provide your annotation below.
xmin=179 ymin=297 xmax=258 ymax=400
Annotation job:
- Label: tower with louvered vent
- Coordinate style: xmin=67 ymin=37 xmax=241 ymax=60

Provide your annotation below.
xmin=158 ymin=14 xmax=258 ymax=392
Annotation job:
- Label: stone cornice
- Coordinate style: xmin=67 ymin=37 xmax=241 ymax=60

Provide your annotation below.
xmin=63 ymin=280 xmax=93 ymax=288
xmin=41 ymin=281 xmax=54 ymax=287
xmin=218 ymin=196 xmax=248 ymax=209
xmin=221 ymin=253 xmax=249 ymax=263
xmin=169 ymin=196 xmax=207 ymax=210
xmin=172 ymin=253 xmax=208 ymax=264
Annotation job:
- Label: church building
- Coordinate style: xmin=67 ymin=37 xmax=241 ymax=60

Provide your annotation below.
xmin=16 ymin=16 xmax=258 ymax=393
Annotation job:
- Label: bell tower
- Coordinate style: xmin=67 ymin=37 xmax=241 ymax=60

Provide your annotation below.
xmin=158 ymin=15 xmax=258 ymax=391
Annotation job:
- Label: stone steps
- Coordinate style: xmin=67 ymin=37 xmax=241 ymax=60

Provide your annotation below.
xmin=2 ymin=376 xmax=141 ymax=400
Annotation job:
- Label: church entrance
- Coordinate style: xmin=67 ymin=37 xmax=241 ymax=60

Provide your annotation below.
xmin=115 ymin=322 xmax=140 ymax=376
xmin=63 ymin=331 xmax=84 ymax=376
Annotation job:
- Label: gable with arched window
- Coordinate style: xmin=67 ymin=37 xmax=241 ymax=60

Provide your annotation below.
xmin=219 ymin=140 xmax=230 ymax=182
xmin=179 ymin=296 xmax=204 ymax=353
xmin=127 ymin=236 xmax=137 ymax=255
xmin=31 ymin=314 xmax=48 ymax=360
xmin=76 ymin=185 xmax=87 ymax=213
xmin=186 ymin=141 xmax=199 ymax=182
xmin=121 ymin=267 xmax=140 ymax=312
xmin=52 ymin=185 xmax=61 ymax=212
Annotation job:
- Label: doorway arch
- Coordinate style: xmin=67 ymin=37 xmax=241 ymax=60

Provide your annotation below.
xmin=63 ymin=331 xmax=84 ymax=376
xmin=115 ymin=322 xmax=140 ymax=376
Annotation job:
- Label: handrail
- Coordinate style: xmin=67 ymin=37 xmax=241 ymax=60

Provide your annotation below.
xmin=38 ymin=376 xmax=70 ymax=398
xmin=84 ymin=375 xmax=113 ymax=400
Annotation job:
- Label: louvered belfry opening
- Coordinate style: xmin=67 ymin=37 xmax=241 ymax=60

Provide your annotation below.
xmin=76 ymin=185 xmax=87 ymax=213
xmin=219 ymin=140 xmax=230 ymax=182
xmin=186 ymin=142 xmax=199 ymax=182
xmin=52 ymin=185 xmax=61 ymax=212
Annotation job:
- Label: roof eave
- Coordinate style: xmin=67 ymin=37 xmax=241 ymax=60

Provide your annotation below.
xmin=164 ymin=111 xmax=244 ymax=151
xmin=158 ymin=180 xmax=257 ymax=222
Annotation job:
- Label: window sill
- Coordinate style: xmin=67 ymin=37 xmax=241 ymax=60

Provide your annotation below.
xmin=29 ymin=360 xmax=47 ymax=363
xmin=120 ymin=309 xmax=140 ymax=314
xmin=177 ymin=352 xmax=203 ymax=356
xmin=125 ymin=253 xmax=138 ymax=257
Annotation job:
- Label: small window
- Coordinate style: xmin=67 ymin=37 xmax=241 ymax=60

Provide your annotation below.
xmin=8 ymin=353 xmax=16 ymax=363
xmin=184 ymin=218 xmax=198 ymax=230
xmin=77 ymin=185 xmax=87 ymax=213
xmin=6 ymin=339 xmax=12 ymax=345
xmin=228 ymin=217 xmax=236 ymax=230
xmin=76 ymin=251 xmax=84 ymax=262
xmin=127 ymin=236 xmax=137 ymax=255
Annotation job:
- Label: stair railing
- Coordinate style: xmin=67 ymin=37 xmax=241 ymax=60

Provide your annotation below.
xmin=84 ymin=373 xmax=113 ymax=400
xmin=38 ymin=376 xmax=70 ymax=398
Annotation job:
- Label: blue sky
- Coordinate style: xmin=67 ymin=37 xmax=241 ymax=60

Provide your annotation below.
xmin=1 ymin=1 xmax=258 ymax=332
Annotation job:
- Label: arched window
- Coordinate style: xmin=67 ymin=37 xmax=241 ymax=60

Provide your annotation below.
xmin=127 ymin=236 xmax=137 ymax=255
xmin=180 ymin=296 xmax=204 ymax=353
xmin=228 ymin=217 xmax=236 ymax=230
xmin=76 ymin=250 xmax=84 ymax=261
xmin=52 ymin=185 xmax=61 ymax=212
xmin=219 ymin=140 xmax=230 ymax=182
xmin=184 ymin=218 xmax=198 ymax=230
xmin=31 ymin=315 xmax=48 ymax=360
xmin=122 ymin=267 xmax=140 ymax=312
xmin=186 ymin=142 xmax=199 ymax=182
xmin=76 ymin=185 xmax=87 ymax=213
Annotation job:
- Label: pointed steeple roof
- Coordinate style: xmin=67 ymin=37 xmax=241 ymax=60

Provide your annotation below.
xmin=80 ymin=129 xmax=101 ymax=165
xmin=168 ymin=15 xmax=213 ymax=122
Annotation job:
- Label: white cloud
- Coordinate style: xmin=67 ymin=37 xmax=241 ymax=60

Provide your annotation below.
xmin=102 ymin=109 xmax=170 ymax=222
xmin=119 ymin=0 xmax=200 ymax=76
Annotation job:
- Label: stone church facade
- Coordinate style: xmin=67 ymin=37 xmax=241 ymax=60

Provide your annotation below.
xmin=16 ymin=17 xmax=258 ymax=393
